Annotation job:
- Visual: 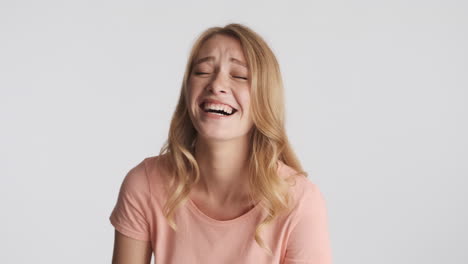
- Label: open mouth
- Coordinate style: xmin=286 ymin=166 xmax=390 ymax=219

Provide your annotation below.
xmin=199 ymin=102 xmax=238 ymax=116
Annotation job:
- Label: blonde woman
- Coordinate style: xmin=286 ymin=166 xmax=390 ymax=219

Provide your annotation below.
xmin=109 ymin=23 xmax=332 ymax=264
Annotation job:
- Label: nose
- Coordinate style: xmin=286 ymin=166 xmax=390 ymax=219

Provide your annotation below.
xmin=207 ymin=71 xmax=229 ymax=94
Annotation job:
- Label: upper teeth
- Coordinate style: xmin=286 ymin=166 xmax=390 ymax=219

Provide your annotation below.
xmin=203 ymin=103 xmax=234 ymax=114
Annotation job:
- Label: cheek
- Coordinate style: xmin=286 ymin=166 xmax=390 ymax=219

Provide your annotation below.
xmin=238 ymin=90 xmax=251 ymax=110
xmin=186 ymin=81 xmax=202 ymax=104
xmin=188 ymin=79 xmax=206 ymax=95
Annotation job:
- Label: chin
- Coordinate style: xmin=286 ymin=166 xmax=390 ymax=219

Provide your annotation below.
xmin=195 ymin=130 xmax=232 ymax=140
xmin=200 ymin=134 xmax=235 ymax=141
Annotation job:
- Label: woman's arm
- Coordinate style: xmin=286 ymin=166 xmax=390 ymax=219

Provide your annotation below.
xmin=109 ymin=159 xmax=154 ymax=263
xmin=112 ymin=230 xmax=153 ymax=264
xmin=283 ymin=181 xmax=332 ymax=264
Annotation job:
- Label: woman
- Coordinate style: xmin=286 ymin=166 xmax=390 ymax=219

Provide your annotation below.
xmin=109 ymin=23 xmax=332 ymax=264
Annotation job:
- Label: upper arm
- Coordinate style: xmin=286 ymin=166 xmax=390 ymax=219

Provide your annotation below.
xmin=112 ymin=230 xmax=153 ymax=264
xmin=283 ymin=181 xmax=332 ymax=264
xmin=109 ymin=159 xmax=155 ymax=263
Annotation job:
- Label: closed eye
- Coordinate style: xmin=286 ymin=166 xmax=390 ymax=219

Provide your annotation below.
xmin=194 ymin=72 xmax=247 ymax=80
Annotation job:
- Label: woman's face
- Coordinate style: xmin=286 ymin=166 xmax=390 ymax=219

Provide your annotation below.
xmin=186 ymin=34 xmax=254 ymax=141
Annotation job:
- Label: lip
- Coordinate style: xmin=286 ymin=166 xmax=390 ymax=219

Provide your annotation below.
xmin=201 ymin=110 xmax=237 ymax=119
xmin=199 ymin=98 xmax=238 ymax=111
xmin=198 ymin=98 xmax=239 ymax=119
xmin=198 ymin=103 xmax=237 ymax=119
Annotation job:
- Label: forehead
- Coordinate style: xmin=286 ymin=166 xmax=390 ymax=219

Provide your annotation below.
xmin=196 ymin=34 xmax=246 ymax=61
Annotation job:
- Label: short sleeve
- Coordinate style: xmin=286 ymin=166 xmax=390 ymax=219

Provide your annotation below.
xmin=283 ymin=180 xmax=333 ymax=264
xmin=109 ymin=159 xmax=152 ymax=242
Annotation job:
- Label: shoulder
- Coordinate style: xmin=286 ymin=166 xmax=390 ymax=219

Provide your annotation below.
xmin=117 ymin=157 xmax=151 ymax=197
xmin=142 ymin=154 xmax=170 ymax=181
xmin=141 ymin=154 xmax=172 ymax=200
xmin=294 ymin=177 xmax=327 ymax=216
xmin=278 ymin=164 xmax=332 ymax=263
xmin=277 ymin=160 xmax=327 ymax=212
xmin=117 ymin=154 xmax=171 ymax=203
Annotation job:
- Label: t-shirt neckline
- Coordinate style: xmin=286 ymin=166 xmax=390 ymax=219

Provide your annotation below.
xmin=187 ymin=196 xmax=262 ymax=225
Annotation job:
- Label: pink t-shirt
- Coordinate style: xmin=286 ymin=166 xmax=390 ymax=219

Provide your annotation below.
xmin=109 ymin=155 xmax=332 ymax=264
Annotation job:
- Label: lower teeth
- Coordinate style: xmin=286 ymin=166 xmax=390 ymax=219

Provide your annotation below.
xmin=211 ymin=112 xmax=228 ymax=116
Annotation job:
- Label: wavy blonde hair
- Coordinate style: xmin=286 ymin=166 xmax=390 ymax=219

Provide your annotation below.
xmin=158 ymin=23 xmax=308 ymax=256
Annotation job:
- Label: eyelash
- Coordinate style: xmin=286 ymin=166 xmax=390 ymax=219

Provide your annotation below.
xmin=194 ymin=72 xmax=248 ymax=80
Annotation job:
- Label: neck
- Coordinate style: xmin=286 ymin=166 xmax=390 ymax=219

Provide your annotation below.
xmin=193 ymin=135 xmax=252 ymax=206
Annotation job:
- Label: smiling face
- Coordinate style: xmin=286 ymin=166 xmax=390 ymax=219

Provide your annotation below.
xmin=186 ymin=34 xmax=254 ymax=142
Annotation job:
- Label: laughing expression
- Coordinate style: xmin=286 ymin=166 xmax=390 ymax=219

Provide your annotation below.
xmin=186 ymin=34 xmax=254 ymax=141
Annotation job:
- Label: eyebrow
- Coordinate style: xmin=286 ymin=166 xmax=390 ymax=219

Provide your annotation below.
xmin=193 ymin=56 xmax=248 ymax=68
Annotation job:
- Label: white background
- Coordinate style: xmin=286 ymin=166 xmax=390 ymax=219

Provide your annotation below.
xmin=1 ymin=0 xmax=467 ymax=263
